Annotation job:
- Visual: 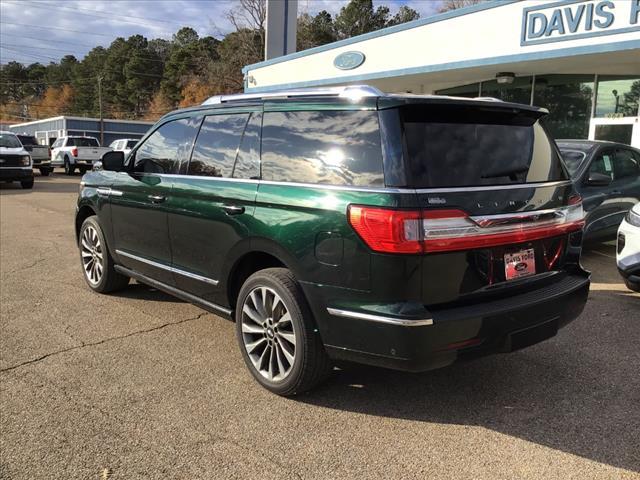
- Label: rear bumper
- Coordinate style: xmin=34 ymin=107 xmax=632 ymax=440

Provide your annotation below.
xmin=306 ymin=273 xmax=590 ymax=372
xmin=0 ymin=168 xmax=33 ymax=181
xmin=32 ymin=159 xmax=51 ymax=167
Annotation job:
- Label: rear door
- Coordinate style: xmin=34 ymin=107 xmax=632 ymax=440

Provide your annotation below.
xmin=109 ymin=117 xmax=200 ymax=285
xmin=168 ymin=109 xmax=261 ymax=305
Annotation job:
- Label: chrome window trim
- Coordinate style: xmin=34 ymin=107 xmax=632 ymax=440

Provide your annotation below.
xmin=327 ymin=307 xmax=433 ymax=327
xmin=154 ymin=174 xmax=570 ymax=194
xmin=116 ymin=249 xmax=219 ymax=286
xmin=412 ymin=180 xmax=571 ymax=193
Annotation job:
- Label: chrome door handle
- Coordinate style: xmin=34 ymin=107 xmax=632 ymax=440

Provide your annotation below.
xmin=223 ymin=205 xmax=245 ymax=215
xmin=148 ymin=194 xmax=166 ymax=203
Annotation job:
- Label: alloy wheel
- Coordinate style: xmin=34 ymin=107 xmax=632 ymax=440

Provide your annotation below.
xmin=241 ymin=286 xmax=297 ymax=382
xmin=80 ymin=225 xmax=104 ymax=285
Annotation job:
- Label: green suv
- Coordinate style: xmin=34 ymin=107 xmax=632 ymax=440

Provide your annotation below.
xmin=76 ymin=86 xmax=590 ymax=395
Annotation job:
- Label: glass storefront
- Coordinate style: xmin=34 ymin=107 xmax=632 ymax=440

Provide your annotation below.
xmin=595 ymin=76 xmax=640 ymax=118
xmin=533 ymin=75 xmax=594 ymax=140
xmin=481 ymin=76 xmax=532 ymax=105
xmin=437 ymin=74 xmax=639 ymax=143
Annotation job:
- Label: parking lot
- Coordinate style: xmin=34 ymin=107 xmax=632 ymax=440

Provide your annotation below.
xmin=1 ymin=173 xmax=638 ymax=479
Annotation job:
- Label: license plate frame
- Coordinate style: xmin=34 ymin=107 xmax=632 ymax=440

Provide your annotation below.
xmin=504 ymin=248 xmax=536 ymax=280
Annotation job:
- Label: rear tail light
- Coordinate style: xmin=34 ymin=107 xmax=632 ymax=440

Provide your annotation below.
xmin=71 ymin=147 xmax=78 ymax=157
xmin=348 ymin=200 xmax=585 ymax=254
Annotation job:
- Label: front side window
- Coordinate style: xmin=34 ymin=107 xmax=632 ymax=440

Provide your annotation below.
xmin=134 ymin=118 xmax=198 ymax=174
xmin=588 ymin=149 xmax=615 ymax=181
xmin=261 ymin=110 xmax=383 ymax=186
xmin=614 ymin=149 xmax=640 ymax=180
xmin=188 ymin=113 xmax=250 ymax=177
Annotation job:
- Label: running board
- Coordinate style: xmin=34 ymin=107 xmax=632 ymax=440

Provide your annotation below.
xmin=114 ymin=265 xmax=233 ymax=318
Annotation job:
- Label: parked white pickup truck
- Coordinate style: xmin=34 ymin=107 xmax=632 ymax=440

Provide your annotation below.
xmin=51 ymin=136 xmax=111 ymax=175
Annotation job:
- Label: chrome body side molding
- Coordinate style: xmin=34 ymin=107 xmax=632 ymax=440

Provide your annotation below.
xmin=115 ymin=249 xmax=219 ymax=286
xmin=327 ymin=308 xmax=433 ymax=327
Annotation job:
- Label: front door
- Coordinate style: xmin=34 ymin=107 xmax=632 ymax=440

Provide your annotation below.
xmin=110 ymin=117 xmax=200 ymax=285
xmin=168 ymin=110 xmax=262 ymax=306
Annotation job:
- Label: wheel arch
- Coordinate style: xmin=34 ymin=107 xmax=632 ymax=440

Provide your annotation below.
xmin=75 ymin=204 xmax=96 ymax=242
xmin=224 ymin=238 xmax=303 ymax=312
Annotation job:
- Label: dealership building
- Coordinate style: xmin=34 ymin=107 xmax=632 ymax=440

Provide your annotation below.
xmin=245 ymin=0 xmax=640 ymax=146
xmin=8 ymin=116 xmax=153 ymax=146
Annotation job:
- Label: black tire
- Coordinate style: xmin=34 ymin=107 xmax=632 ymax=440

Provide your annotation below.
xmin=20 ymin=178 xmax=34 ymax=189
xmin=39 ymin=168 xmax=51 ymax=176
xmin=64 ymin=157 xmax=75 ymax=176
xmin=235 ymin=268 xmax=331 ymax=396
xmin=79 ymin=216 xmax=129 ymax=293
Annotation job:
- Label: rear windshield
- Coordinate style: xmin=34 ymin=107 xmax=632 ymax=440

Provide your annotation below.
xmin=17 ymin=135 xmax=38 ymax=146
xmin=401 ymin=105 xmax=567 ymax=188
xmin=126 ymin=140 xmax=138 ymax=149
xmin=68 ymin=137 xmax=99 ymax=147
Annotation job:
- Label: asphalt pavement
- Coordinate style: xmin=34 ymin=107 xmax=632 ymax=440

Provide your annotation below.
xmin=1 ymin=173 xmax=638 ymax=479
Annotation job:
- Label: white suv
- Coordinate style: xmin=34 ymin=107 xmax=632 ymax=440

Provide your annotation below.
xmin=617 ymin=202 xmax=640 ymax=292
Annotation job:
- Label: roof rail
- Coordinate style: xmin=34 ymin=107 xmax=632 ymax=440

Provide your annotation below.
xmin=474 ymin=96 xmax=504 ymax=102
xmin=202 ymin=85 xmax=384 ymax=105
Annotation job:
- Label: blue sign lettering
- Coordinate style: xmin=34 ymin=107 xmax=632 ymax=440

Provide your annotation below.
xmin=630 ymin=0 xmax=640 ymax=24
xmin=564 ymin=4 xmax=585 ymax=33
xmin=522 ymin=0 xmax=640 ymax=46
xmin=528 ymin=13 xmax=547 ymax=38
xmin=594 ymin=0 xmax=615 ymax=28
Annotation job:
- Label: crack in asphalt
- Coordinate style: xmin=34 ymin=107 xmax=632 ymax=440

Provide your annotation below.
xmin=4 ymin=256 xmax=47 ymax=275
xmin=0 ymin=312 xmax=208 ymax=374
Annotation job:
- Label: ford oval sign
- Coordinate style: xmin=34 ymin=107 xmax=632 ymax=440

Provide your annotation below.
xmin=334 ymin=51 xmax=365 ymax=70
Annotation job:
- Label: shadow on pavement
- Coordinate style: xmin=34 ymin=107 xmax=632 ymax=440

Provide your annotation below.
xmin=0 ymin=173 xmax=81 ymax=195
xmin=115 ymin=283 xmax=186 ymax=304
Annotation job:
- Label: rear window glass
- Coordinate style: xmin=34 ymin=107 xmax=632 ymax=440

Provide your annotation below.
xmin=126 ymin=140 xmax=138 ymax=149
xmin=69 ymin=137 xmax=99 ymax=147
xmin=401 ymin=106 xmax=567 ymax=188
xmin=17 ymin=135 xmax=38 ymax=146
xmin=261 ymin=110 xmax=383 ymax=186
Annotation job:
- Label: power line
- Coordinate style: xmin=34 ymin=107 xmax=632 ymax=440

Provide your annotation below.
xmin=0 ymin=33 xmax=103 ymax=49
xmin=2 ymin=1 xmax=178 ymax=36
xmin=0 ymin=76 xmax=97 ymax=86
xmin=1 ymin=43 xmax=91 ymax=54
xmin=1 ymin=46 xmax=61 ymax=62
xmin=0 ymin=21 xmax=116 ymax=37
xmin=17 ymin=0 xmax=201 ymax=28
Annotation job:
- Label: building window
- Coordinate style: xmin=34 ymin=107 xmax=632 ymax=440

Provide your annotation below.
xmin=595 ymin=76 xmax=640 ymax=117
xmin=435 ymin=83 xmax=480 ymax=98
xmin=533 ymin=74 xmax=594 ymax=140
xmin=479 ymin=76 xmax=532 ymax=105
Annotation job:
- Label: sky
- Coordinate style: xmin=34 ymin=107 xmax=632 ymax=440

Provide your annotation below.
xmin=0 ymin=0 xmax=443 ymax=65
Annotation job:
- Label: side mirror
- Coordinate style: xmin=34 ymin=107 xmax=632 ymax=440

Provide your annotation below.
xmin=585 ymin=172 xmax=612 ymax=186
xmin=101 ymin=150 xmax=125 ymax=172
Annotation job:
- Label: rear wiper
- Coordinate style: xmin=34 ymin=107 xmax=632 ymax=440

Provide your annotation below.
xmin=481 ymin=165 xmax=529 ymax=181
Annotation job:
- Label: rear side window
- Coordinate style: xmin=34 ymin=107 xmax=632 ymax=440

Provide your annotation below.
xmin=261 ymin=110 xmax=383 ymax=186
xmin=559 ymin=150 xmax=586 ymax=176
xmin=614 ymin=149 xmax=640 ymax=179
xmin=401 ymin=105 xmax=567 ymax=188
xmin=189 ymin=113 xmax=250 ymax=177
xmin=134 ymin=118 xmax=198 ymax=174
xmin=233 ymin=112 xmax=261 ymax=180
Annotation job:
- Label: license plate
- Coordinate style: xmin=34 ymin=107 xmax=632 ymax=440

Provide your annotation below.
xmin=504 ymin=248 xmax=535 ymax=280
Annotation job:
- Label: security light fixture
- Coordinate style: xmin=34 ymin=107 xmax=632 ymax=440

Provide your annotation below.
xmin=496 ymin=72 xmax=515 ymax=85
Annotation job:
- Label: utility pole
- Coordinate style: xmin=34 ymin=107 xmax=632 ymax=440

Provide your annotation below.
xmin=97 ymin=75 xmax=104 ymax=146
